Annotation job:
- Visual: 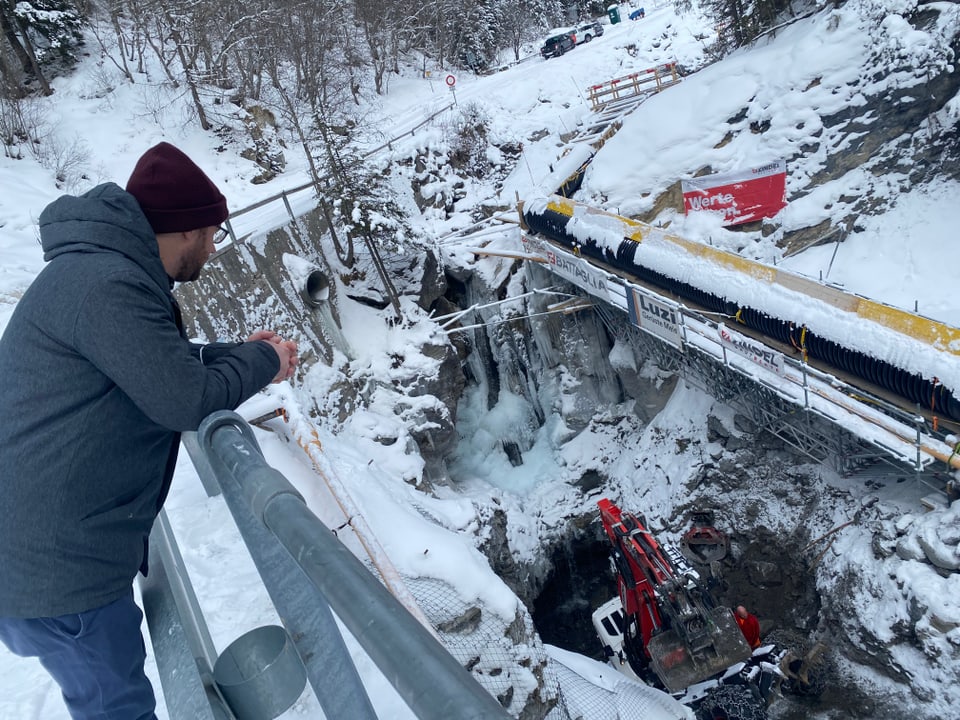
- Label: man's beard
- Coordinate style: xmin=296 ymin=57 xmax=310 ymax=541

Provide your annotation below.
xmin=173 ymin=243 xmax=207 ymax=282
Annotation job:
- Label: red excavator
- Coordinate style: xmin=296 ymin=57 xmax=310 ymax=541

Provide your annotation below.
xmin=592 ymin=498 xmax=825 ymax=719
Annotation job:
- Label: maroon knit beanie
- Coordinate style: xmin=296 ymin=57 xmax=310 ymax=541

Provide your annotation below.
xmin=125 ymin=142 xmax=228 ymax=233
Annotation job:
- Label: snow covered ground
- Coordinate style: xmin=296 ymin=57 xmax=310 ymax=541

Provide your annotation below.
xmin=1 ymin=0 xmax=959 ymax=717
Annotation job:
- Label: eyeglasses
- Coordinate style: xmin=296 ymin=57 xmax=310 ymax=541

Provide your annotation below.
xmin=215 ymin=225 xmax=231 ymax=244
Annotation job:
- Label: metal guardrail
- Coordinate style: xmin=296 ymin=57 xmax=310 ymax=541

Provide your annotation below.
xmin=140 ymin=510 xmax=233 ymax=720
xmin=143 ymin=410 xmax=512 ymax=720
xmin=521 ymin=234 xmax=949 ymax=478
xmin=219 ymin=100 xmax=457 ymax=242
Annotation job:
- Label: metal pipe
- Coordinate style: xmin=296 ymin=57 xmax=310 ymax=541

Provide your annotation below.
xmin=197 ymin=412 xmax=511 ymax=720
xmin=302 ymin=269 xmax=330 ymax=307
xmin=188 ymin=422 xmax=377 ymax=720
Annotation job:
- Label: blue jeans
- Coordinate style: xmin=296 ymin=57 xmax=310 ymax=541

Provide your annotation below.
xmin=0 ymin=591 xmax=157 ymax=720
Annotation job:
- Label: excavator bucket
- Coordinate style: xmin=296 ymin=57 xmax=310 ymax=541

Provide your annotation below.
xmin=780 ymin=641 xmax=828 ymax=689
xmin=680 ymin=529 xmax=729 ymax=563
xmin=680 ymin=517 xmax=729 ymax=564
xmin=647 ymin=608 xmax=752 ymax=692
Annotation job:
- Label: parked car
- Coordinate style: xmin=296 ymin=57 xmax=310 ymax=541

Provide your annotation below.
xmin=629 ymin=7 xmax=646 ymax=20
xmin=575 ymin=21 xmax=604 ymax=43
xmin=540 ymin=31 xmax=577 ymax=58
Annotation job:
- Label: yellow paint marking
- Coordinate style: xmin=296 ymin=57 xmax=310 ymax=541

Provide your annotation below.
xmin=538 ymin=195 xmax=960 ymax=355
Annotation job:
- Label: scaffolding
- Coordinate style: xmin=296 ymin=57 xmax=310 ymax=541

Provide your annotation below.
xmin=528 ymin=244 xmax=952 ymax=490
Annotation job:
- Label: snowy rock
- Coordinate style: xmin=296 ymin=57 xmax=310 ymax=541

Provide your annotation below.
xmin=871 ymin=528 xmax=897 ymax=559
xmin=915 ymin=526 xmax=960 ymax=571
xmin=929 ymin=613 xmax=960 ymax=635
xmin=900 ymin=506 xmax=960 ymax=571
xmin=437 ymin=606 xmax=483 ymax=634
xmin=895 ymin=533 xmax=928 ymax=562
xmin=895 ymin=513 xmax=918 ymax=534
xmin=716 ymin=457 xmax=740 ymax=476
xmin=609 ymin=343 xmax=678 ymax=423
xmin=706 ymin=415 xmax=731 ymax=442
xmin=745 ymin=560 xmax=783 ymax=587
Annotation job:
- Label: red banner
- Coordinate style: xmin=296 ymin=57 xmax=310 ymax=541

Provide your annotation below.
xmin=681 ymin=160 xmax=787 ymax=227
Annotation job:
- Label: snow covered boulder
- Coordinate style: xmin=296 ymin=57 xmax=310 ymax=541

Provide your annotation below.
xmin=914 ymin=507 xmax=960 ymax=571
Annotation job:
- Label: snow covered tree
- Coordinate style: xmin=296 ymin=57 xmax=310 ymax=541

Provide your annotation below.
xmin=0 ymin=0 xmax=85 ymax=95
xmin=454 ymin=0 xmax=499 ymax=70
xmin=703 ymin=0 xmax=795 ymax=54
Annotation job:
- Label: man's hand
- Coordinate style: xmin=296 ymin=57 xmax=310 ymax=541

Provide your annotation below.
xmin=247 ymin=330 xmax=280 ymax=343
xmin=269 ymin=339 xmax=298 ymax=382
xmin=247 ymin=330 xmax=299 ymax=382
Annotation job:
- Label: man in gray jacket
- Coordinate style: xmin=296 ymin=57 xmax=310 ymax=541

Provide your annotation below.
xmin=0 ymin=142 xmax=298 ymax=719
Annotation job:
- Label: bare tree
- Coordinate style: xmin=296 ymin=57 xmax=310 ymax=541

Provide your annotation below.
xmin=0 ymin=0 xmax=59 ymax=95
xmin=355 ymin=0 xmax=393 ymax=94
xmin=85 ymin=0 xmax=141 ymax=83
xmin=161 ymin=5 xmax=210 ymax=129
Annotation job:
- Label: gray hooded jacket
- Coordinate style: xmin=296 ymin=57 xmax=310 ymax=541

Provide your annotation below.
xmin=0 ymin=183 xmax=279 ymax=618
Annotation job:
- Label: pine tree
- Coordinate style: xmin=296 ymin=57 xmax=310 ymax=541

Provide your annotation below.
xmin=0 ymin=0 xmax=85 ymax=95
xmin=702 ymin=0 xmax=795 ymax=57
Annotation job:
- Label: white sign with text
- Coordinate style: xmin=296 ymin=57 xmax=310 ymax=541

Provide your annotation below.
xmin=718 ymin=323 xmax=784 ymax=375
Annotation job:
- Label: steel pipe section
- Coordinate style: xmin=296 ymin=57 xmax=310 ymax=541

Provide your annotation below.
xmin=301 ymin=269 xmax=330 ymax=308
xmin=191 ymin=417 xmax=376 ymax=720
xmin=196 ymin=411 xmax=512 ymax=720
xmin=522 ymin=199 xmax=960 ymax=423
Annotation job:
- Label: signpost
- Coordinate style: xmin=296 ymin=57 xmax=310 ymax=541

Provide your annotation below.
xmin=445 ymin=74 xmax=457 ymax=105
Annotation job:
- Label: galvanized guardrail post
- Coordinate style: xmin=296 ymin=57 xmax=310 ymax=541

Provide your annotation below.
xmin=139 ymin=512 xmax=234 ymax=720
xmin=194 ymin=410 xmax=512 ymax=720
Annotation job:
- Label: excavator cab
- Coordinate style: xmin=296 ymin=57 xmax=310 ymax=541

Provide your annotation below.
xmin=646 ymin=607 xmax=751 ymax=692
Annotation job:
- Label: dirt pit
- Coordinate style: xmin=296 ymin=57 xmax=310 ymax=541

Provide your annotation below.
xmin=529 ymin=525 xmax=898 ymax=719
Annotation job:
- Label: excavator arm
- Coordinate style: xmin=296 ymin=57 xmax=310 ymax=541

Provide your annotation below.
xmin=599 ymin=498 xmax=674 ymax=648
xmin=598 ymin=498 xmax=752 ymax=692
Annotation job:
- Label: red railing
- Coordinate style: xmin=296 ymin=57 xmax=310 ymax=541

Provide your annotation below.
xmin=587 ymin=62 xmax=680 ymax=110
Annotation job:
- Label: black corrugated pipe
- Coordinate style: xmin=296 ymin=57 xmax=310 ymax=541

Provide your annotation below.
xmin=522 ymin=203 xmax=960 ymax=423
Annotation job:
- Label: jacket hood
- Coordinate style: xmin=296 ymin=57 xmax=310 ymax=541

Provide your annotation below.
xmin=39 ymin=182 xmax=170 ymax=292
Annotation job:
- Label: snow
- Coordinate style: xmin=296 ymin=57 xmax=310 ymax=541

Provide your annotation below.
xmin=782 ymin=181 xmax=960 ymax=321
xmin=2 ymin=0 xmax=959 ymax=718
